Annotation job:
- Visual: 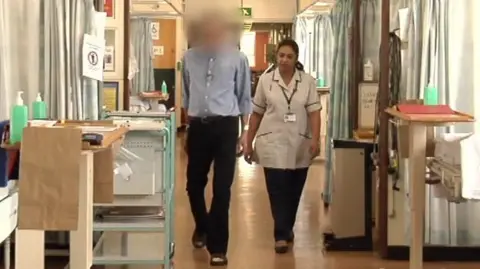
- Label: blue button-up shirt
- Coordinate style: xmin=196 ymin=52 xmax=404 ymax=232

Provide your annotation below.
xmin=182 ymin=47 xmax=252 ymax=117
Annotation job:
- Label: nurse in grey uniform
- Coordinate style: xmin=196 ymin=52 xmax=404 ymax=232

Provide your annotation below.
xmin=243 ymin=39 xmax=322 ymax=254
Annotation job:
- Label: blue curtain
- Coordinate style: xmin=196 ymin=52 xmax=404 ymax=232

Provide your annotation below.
xmin=130 ymin=18 xmax=155 ymax=94
xmin=323 ymin=0 xmax=353 ymax=204
xmin=313 ymin=15 xmax=334 ymax=85
xmin=293 ymin=17 xmax=309 ymax=70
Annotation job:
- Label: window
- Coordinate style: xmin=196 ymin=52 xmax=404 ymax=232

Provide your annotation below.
xmin=240 ymin=32 xmax=256 ymax=67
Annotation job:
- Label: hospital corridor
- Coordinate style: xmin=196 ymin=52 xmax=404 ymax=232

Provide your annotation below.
xmin=2 ymin=0 xmax=480 ymax=268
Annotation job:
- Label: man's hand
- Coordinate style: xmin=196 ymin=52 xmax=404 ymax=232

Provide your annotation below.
xmin=183 ymin=127 xmax=189 ymax=155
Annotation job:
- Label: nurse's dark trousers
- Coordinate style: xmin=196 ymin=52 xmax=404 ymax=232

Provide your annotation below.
xmin=263 ymin=167 xmax=309 ymax=241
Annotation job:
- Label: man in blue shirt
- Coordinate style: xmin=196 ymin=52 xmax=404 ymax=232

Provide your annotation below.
xmin=182 ymin=14 xmax=252 ymax=266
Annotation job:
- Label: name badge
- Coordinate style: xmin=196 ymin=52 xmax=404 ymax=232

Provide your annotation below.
xmin=284 ymin=113 xmax=297 ymax=122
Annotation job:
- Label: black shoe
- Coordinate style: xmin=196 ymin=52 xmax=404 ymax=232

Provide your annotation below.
xmin=274 ymin=240 xmax=289 ymax=254
xmin=210 ymin=254 xmax=228 ymax=266
xmin=287 ymin=231 xmax=295 ymax=243
xmin=191 ymin=231 xmax=206 ymax=249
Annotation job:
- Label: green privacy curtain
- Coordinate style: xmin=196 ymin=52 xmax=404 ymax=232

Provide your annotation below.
xmin=323 ymin=0 xmax=353 ymax=204
xmin=42 ymin=0 xmax=99 ymax=120
xmin=130 ymin=17 xmax=155 ymax=94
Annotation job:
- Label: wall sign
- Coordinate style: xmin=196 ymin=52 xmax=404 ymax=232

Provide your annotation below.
xmin=240 ymin=7 xmax=252 ymax=18
xmin=151 ymin=22 xmax=160 ymax=40
xmin=153 ymin=46 xmax=164 ymax=56
xmin=103 ymin=81 xmax=119 ymax=111
xmin=82 ymin=34 xmax=105 ymax=81
xmin=357 ymin=82 xmax=379 ymax=130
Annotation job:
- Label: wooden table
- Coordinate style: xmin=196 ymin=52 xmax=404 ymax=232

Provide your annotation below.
xmin=385 ymin=108 xmax=474 ymax=269
xmin=2 ymin=124 xmax=127 ymax=269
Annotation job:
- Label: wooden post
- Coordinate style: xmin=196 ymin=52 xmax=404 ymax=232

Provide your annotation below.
xmin=123 ymin=0 xmax=130 ymax=110
xmin=69 ymin=152 xmax=94 ymax=269
xmin=377 ymin=0 xmax=390 ymax=258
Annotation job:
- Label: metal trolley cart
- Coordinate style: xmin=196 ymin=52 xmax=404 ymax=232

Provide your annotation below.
xmin=92 ymin=111 xmax=176 ymax=268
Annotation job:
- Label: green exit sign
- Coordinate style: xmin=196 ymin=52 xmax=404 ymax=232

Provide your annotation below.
xmin=240 ymin=7 xmax=252 ymax=18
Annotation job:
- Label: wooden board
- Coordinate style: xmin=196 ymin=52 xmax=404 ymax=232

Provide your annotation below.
xmin=385 ymin=107 xmax=474 ymax=124
xmin=1 ymin=122 xmax=127 ymax=150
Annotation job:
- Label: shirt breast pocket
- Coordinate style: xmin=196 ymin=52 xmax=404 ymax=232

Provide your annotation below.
xmin=216 ymin=62 xmax=236 ymax=87
xmin=291 ymin=87 xmax=309 ymax=110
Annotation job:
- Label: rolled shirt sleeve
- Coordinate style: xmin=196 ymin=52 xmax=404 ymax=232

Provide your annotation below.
xmin=305 ymin=78 xmax=322 ymax=113
xmin=234 ymin=53 xmax=253 ymax=115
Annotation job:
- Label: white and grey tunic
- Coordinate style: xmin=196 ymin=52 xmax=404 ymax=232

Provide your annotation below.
xmin=252 ymin=68 xmax=322 ymax=169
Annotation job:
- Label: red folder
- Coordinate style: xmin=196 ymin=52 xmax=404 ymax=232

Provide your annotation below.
xmin=397 ymin=104 xmax=454 ymax=115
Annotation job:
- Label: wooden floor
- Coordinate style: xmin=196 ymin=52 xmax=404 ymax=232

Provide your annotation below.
xmin=3 ymin=138 xmax=480 ymax=268
xmin=173 ymin=142 xmax=479 ymax=269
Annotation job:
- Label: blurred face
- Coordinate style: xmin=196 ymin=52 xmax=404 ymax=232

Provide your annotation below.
xmin=200 ymin=18 xmax=228 ymax=48
xmin=276 ymin=45 xmax=297 ymax=73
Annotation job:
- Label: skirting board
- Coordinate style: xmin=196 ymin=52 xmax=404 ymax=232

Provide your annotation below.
xmin=387 ymin=246 xmax=480 ymax=261
xmin=323 ymin=233 xmax=373 ymax=251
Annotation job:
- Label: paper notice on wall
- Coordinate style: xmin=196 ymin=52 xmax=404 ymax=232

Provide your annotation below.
xmin=82 ymin=34 xmax=105 ymax=81
xmin=151 ymin=22 xmax=160 ymax=40
xmin=153 ymin=46 xmax=164 ymax=56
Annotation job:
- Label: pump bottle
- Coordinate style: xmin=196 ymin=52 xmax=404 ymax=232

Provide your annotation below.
xmin=161 ymin=81 xmax=168 ymax=95
xmin=423 ymin=81 xmax=438 ymax=105
xmin=32 ymin=93 xmax=47 ymax=119
xmin=10 ymin=91 xmax=28 ymax=144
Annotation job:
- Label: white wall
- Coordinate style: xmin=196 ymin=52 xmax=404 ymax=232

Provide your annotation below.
xmin=185 ymin=0 xmax=296 ymax=23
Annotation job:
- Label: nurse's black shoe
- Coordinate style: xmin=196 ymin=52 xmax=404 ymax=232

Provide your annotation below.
xmin=274 ymin=240 xmax=289 ymax=254
xmin=210 ymin=254 xmax=228 ymax=266
xmin=191 ymin=231 xmax=206 ymax=249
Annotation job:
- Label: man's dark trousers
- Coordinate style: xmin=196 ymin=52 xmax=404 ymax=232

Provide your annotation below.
xmin=186 ymin=116 xmax=238 ymax=255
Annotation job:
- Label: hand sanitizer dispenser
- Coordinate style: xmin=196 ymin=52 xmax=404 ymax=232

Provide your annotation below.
xmin=32 ymin=93 xmax=47 ymax=119
xmin=363 ymin=59 xmax=374 ymax=81
xmin=10 ymin=91 xmax=28 ymax=144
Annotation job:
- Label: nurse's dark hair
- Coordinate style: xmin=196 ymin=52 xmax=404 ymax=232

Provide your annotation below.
xmin=266 ymin=38 xmax=304 ymax=73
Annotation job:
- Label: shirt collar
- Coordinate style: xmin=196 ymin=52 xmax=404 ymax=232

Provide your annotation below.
xmin=273 ymin=68 xmax=302 ymax=90
xmin=273 ymin=68 xmax=302 ymax=81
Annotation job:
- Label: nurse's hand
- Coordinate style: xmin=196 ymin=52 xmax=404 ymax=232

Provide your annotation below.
xmin=309 ymin=141 xmax=320 ymax=158
xmin=243 ymin=142 xmax=254 ymax=164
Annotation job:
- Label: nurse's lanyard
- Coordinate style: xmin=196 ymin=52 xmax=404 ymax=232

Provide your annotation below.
xmin=269 ymin=73 xmax=300 ymax=112
xmin=269 ymin=73 xmax=300 ymax=122
xmin=280 ymin=81 xmax=299 ymax=112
